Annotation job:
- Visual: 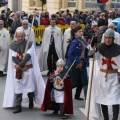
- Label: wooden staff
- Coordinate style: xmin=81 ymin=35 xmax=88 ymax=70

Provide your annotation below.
xmin=86 ymin=45 xmax=96 ymax=120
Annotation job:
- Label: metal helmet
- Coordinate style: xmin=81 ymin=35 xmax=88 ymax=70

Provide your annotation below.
xmin=104 ymin=28 xmax=114 ymax=38
xmin=56 ymin=58 xmax=65 ymax=67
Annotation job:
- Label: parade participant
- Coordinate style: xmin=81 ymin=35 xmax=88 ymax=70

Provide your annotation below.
xmin=86 ymin=28 xmax=120 ymax=120
xmin=101 ymin=22 xmax=120 ymax=45
xmin=9 ymin=14 xmax=22 ymax=39
xmin=0 ymin=20 xmax=10 ymax=77
xmin=39 ymin=19 xmax=63 ymax=76
xmin=41 ymin=58 xmax=73 ymax=119
xmin=66 ymin=26 xmax=88 ymax=100
xmin=3 ymin=30 xmax=45 ymax=113
xmin=63 ymin=21 xmax=76 ymax=60
xmin=14 ymin=20 xmax=36 ymax=46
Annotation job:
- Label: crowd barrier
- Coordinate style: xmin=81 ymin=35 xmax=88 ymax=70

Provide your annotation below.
xmin=32 ymin=24 xmax=85 ymax=43
xmin=5 ymin=24 xmax=85 ymax=43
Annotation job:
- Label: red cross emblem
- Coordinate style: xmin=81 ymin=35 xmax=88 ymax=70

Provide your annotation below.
xmin=102 ymin=58 xmax=117 ymax=70
xmin=17 ymin=52 xmax=23 ymax=62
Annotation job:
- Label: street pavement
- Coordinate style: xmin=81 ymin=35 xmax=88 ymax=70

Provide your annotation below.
xmin=0 ymin=47 xmax=86 ymax=120
xmin=0 ymin=73 xmax=86 ymax=120
xmin=0 ymin=47 xmax=119 ymax=120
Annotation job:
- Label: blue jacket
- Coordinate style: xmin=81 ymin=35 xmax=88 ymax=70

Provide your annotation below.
xmin=67 ymin=37 xmax=83 ymax=65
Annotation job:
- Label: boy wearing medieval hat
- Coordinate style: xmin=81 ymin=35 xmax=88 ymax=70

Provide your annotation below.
xmin=41 ymin=58 xmax=73 ymax=119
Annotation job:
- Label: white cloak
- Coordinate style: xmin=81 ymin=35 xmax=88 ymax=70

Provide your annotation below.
xmin=3 ymin=44 xmax=45 ymax=108
xmin=14 ymin=27 xmax=36 ymax=47
xmin=85 ymin=47 xmax=120 ymax=119
xmin=63 ymin=28 xmax=71 ymax=60
xmin=38 ymin=26 xmax=63 ymax=71
xmin=101 ymin=31 xmax=120 ymax=45
xmin=0 ymin=28 xmax=10 ymax=71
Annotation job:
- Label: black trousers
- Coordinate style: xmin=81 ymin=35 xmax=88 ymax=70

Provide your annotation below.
xmin=101 ymin=104 xmax=119 ymax=120
xmin=52 ymin=102 xmax=63 ymax=114
xmin=47 ymin=41 xmax=58 ymax=73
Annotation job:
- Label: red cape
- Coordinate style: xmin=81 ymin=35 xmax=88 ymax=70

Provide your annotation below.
xmin=41 ymin=73 xmax=73 ymax=114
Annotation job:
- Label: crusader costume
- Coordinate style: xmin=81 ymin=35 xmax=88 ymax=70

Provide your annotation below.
xmin=41 ymin=59 xmax=73 ymax=119
xmin=3 ymin=32 xmax=45 ymax=113
xmin=39 ymin=19 xmax=63 ymax=75
xmin=85 ymin=28 xmax=120 ymax=120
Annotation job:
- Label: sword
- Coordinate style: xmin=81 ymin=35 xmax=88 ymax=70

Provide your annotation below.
xmin=62 ymin=57 xmax=78 ymax=81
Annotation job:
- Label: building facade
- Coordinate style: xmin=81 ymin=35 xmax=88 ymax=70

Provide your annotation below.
xmin=1 ymin=0 xmax=120 ymax=13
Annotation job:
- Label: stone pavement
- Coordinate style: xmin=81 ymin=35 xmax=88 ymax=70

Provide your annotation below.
xmin=0 ymin=74 xmax=86 ymax=120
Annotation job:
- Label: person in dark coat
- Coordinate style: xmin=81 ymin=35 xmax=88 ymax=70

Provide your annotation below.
xmin=66 ymin=26 xmax=88 ymax=100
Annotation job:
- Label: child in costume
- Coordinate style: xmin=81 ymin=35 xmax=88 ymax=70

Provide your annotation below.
xmin=41 ymin=58 xmax=73 ymax=119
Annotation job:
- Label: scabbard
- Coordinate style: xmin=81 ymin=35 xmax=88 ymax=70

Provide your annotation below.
xmin=16 ymin=69 xmax=23 ymax=79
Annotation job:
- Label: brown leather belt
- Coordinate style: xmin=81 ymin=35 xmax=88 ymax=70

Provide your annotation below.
xmin=25 ymin=64 xmax=33 ymax=69
xmin=100 ymin=68 xmax=118 ymax=74
xmin=53 ymin=87 xmax=64 ymax=91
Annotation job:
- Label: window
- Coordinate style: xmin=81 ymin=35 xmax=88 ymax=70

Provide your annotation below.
xmin=68 ymin=0 xmax=76 ymax=7
xmin=85 ymin=0 xmax=99 ymax=8
xmin=111 ymin=0 xmax=120 ymax=8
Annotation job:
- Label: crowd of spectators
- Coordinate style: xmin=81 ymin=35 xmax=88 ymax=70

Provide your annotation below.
xmin=0 ymin=7 xmax=120 ymax=40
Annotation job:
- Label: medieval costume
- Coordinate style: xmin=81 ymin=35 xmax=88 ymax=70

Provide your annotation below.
xmin=41 ymin=59 xmax=73 ymax=119
xmin=3 ymin=40 xmax=45 ymax=113
xmin=0 ymin=28 xmax=10 ymax=76
xmin=101 ymin=30 xmax=120 ymax=45
xmin=39 ymin=25 xmax=63 ymax=75
xmin=85 ymin=28 xmax=120 ymax=120
xmin=14 ymin=26 xmax=36 ymax=47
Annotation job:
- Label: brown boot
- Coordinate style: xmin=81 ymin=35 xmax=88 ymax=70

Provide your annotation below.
xmin=13 ymin=105 xmax=22 ymax=113
xmin=60 ymin=112 xmax=67 ymax=119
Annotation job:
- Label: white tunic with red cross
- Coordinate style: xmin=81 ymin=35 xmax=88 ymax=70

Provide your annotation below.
xmin=93 ymin=51 xmax=120 ymax=105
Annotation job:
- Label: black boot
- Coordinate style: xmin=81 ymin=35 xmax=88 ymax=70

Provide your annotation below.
xmin=0 ymin=71 xmax=3 ymax=77
xmin=101 ymin=104 xmax=109 ymax=120
xmin=28 ymin=92 xmax=34 ymax=109
xmin=112 ymin=105 xmax=119 ymax=120
xmin=13 ymin=105 xmax=22 ymax=113
xmin=52 ymin=102 xmax=59 ymax=115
